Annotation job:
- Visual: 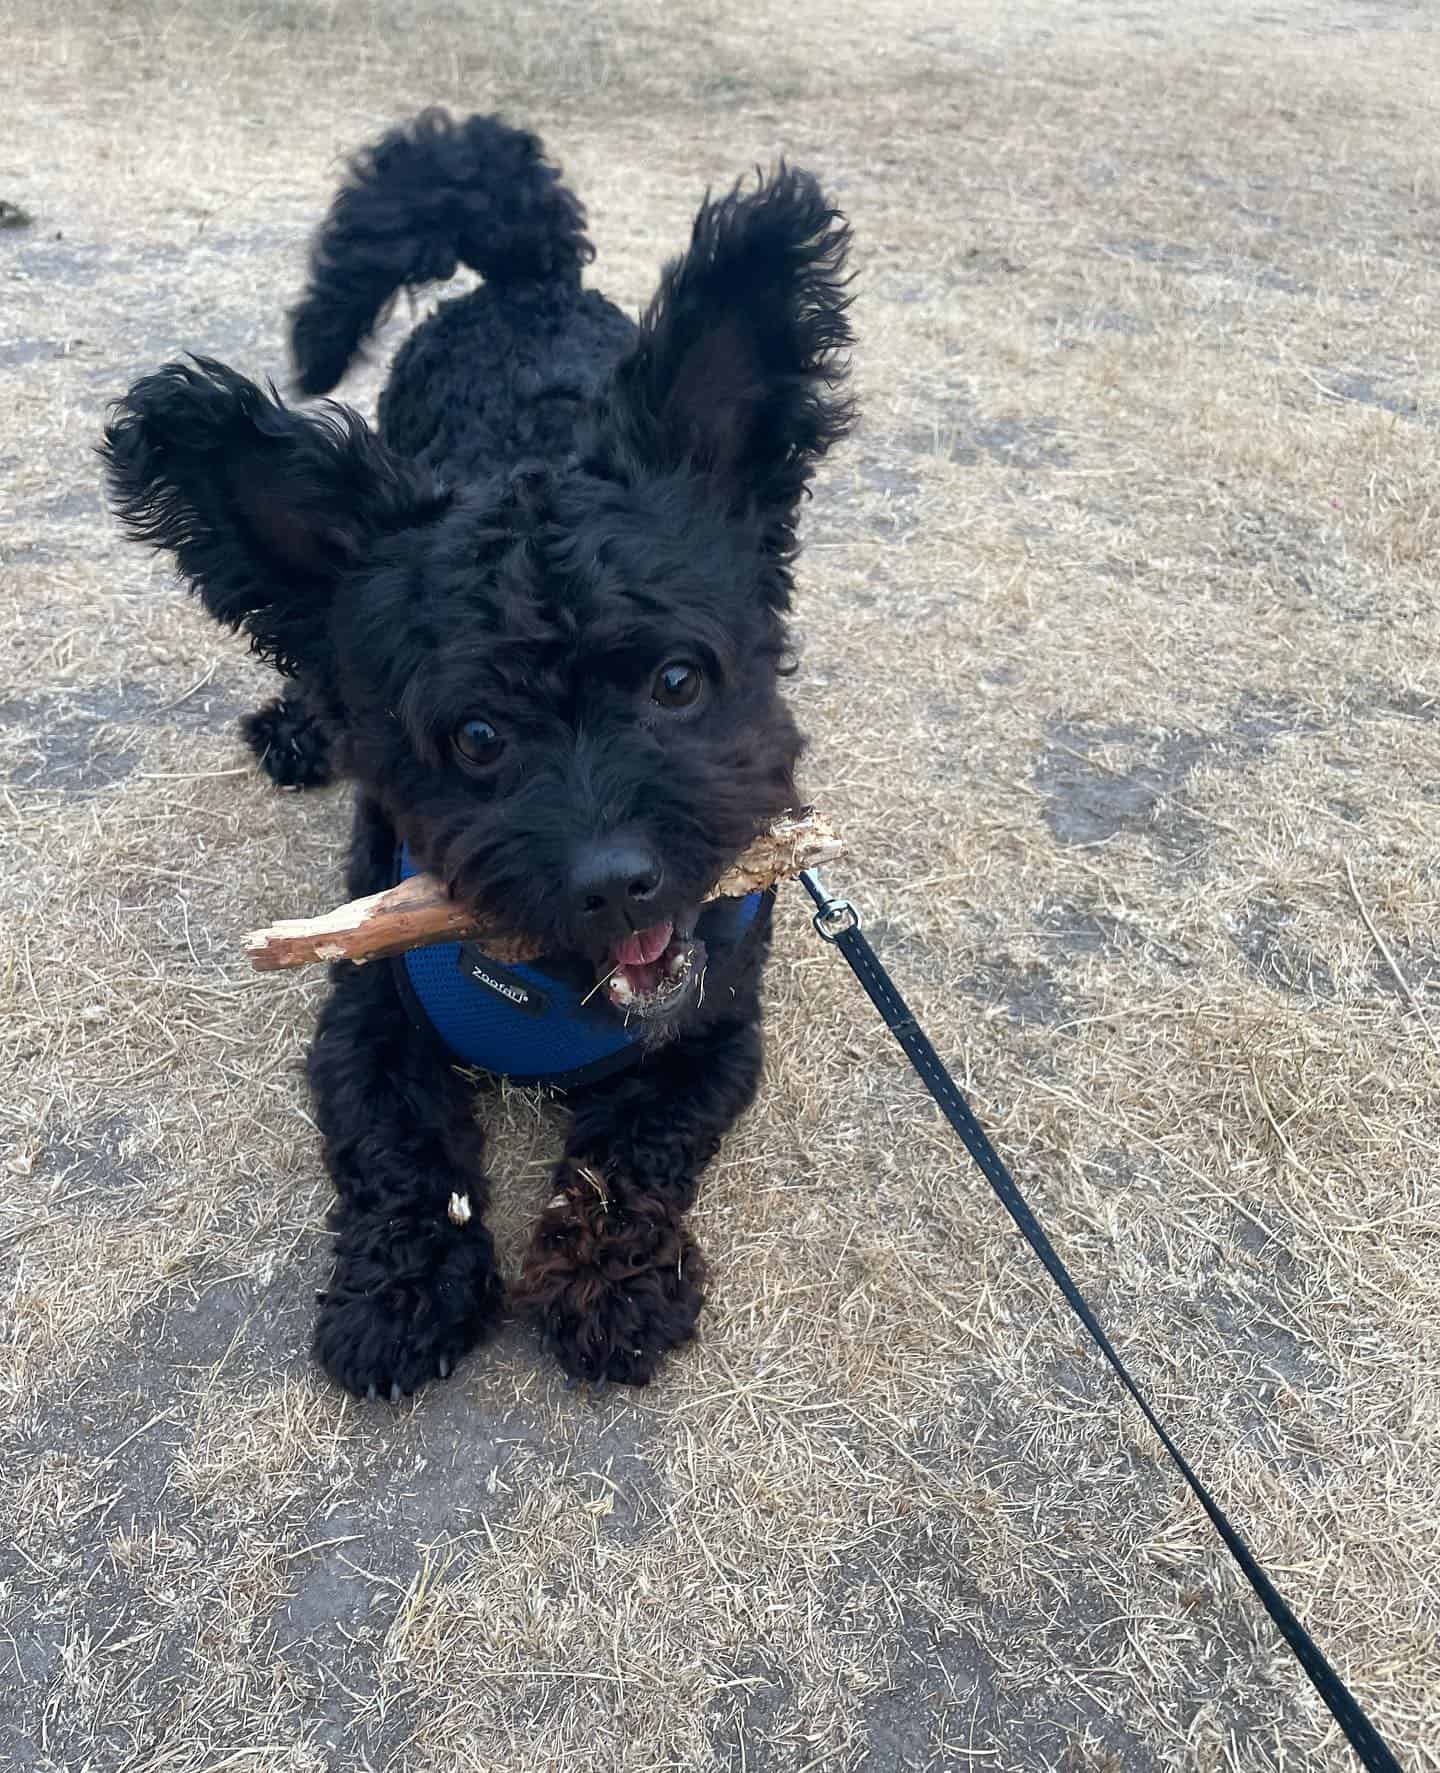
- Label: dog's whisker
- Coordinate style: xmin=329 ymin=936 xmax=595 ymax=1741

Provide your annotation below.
xmin=581 ymin=962 xmax=621 ymax=1006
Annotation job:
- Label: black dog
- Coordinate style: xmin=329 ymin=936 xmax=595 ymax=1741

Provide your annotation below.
xmin=102 ymin=111 xmax=854 ymax=1397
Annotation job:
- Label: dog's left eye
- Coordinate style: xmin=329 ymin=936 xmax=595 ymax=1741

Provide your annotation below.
xmin=453 ymin=717 xmax=505 ymax=769
xmin=652 ymin=660 xmax=704 ymax=710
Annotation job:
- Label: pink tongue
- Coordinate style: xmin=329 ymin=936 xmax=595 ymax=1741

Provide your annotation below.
xmin=614 ymin=921 xmax=673 ymax=968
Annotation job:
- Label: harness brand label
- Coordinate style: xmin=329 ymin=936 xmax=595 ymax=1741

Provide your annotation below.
xmin=457 ymin=945 xmax=551 ymax=1019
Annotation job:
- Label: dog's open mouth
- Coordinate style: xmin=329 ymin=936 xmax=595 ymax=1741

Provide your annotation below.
xmin=601 ymin=919 xmax=704 ymax=1020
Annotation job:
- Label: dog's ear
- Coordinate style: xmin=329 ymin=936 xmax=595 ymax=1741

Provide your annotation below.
xmin=600 ymin=167 xmax=855 ymax=520
xmin=101 ymin=357 xmax=448 ymax=675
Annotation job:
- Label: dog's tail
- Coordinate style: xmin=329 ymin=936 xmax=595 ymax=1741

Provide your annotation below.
xmin=289 ymin=110 xmax=594 ymax=397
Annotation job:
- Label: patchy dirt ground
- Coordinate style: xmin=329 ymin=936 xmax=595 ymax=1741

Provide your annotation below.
xmin=2 ymin=1 xmax=1438 ymax=1769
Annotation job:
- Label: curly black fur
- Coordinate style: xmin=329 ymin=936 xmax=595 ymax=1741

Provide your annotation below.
xmin=100 ymin=110 xmax=854 ymax=1397
xmin=101 ymin=355 xmax=449 ymax=677
xmin=291 ymin=109 xmax=595 ymax=399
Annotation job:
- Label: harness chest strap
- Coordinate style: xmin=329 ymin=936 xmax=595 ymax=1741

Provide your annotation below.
xmin=394 ymin=843 xmax=769 ymax=1088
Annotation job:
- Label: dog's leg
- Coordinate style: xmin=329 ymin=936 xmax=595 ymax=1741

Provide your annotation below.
xmin=307 ymin=801 xmax=501 ymax=1399
xmin=517 ymin=1010 xmax=763 ymax=1386
xmin=241 ymin=690 xmax=334 ymax=789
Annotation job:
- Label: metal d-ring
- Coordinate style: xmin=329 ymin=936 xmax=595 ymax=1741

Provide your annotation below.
xmin=797 ymin=869 xmax=861 ymax=943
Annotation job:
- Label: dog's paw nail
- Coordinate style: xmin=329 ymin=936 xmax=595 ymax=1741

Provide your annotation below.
xmin=389 ymin=1382 xmax=402 ymax=1404
xmin=437 ymin=1357 xmax=452 ymax=1379
xmin=562 ymin=1372 xmax=584 ymax=1392
xmin=366 ymin=1383 xmax=378 ymax=1403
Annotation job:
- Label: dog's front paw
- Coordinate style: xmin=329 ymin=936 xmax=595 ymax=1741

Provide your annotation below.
xmin=242 ymin=695 xmax=334 ymax=789
xmin=516 ymin=1164 xmax=707 ymax=1387
xmin=315 ymin=1216 xmax=503 ymax=1401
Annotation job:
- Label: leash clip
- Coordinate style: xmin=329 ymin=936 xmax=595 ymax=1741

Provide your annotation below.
xmin=798 ymin=868 xmax=860 ymax=943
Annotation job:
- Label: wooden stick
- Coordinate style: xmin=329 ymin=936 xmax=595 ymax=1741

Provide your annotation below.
xmin=244 ymin=811 xmax=842 ymax=972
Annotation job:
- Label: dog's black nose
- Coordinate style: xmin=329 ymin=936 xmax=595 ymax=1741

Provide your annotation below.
xmin=569 ymin=838 xmax=664 ymax=932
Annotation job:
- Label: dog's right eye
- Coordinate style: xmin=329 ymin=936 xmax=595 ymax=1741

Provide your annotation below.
xmin=453 ymin=718 xmax=505 ymax=770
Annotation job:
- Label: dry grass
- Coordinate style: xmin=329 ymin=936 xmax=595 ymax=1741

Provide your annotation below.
xmin=2 ymin=0 xmax=1438 ymax=1768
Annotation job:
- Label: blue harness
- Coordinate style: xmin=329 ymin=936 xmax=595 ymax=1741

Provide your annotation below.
xmin=393 ymin=844 xmax=767 ymax=1087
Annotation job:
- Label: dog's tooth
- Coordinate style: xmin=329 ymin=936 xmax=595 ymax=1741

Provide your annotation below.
xmin=609 ymin=973 xmax=635 ymax=1003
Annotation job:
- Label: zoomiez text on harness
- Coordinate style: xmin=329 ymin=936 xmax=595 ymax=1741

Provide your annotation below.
xmin=102 ymin=108 xmax=856 ymax=1399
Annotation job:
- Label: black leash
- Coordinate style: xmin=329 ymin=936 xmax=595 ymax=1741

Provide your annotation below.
xmin=798 ymin=870 xmax=1403 ymax=1773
